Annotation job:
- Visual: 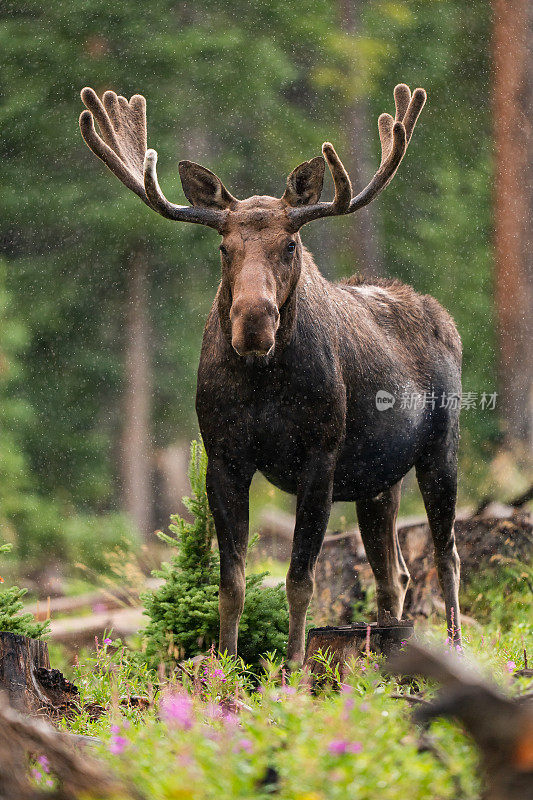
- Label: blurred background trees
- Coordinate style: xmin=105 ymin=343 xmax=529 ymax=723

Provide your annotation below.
xmin=0 ymin=0 xmax=531 ymax=568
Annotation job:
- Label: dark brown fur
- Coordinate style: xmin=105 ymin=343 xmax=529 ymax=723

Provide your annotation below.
xmin=79 ymin=82 xmax=462 ymax=664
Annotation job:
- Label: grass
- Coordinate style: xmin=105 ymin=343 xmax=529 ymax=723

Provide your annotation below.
xmin=40 ymin=585 xmax=531 ymax=800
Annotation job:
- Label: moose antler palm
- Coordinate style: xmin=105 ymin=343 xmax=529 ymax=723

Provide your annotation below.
xmin=79 ymin=83 xmax=425 ymax=230
xmin=286 ymin=83 xmax=426 ymax=227
xmin=79 ymin=88 xmax=227 ymax=229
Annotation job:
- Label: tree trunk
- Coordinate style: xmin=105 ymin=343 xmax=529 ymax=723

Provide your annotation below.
xmin=121 ymin=250 xmax=153 ymax=539
xmin=338 ymin=0 xmax=384 ymax=279
xmin=304 ymin=621 xmax=413 ymax=677
xmin=0 ymin=632 xmax=78 ymax=715
xmin=492 ymin=0 xmax=533 ymax=451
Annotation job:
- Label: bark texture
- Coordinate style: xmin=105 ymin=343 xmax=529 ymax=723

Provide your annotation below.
xmin=493 ymin=0 xmax=533 ymax=450
xmin=338 ymin=0 xmax=383 ymax=278
xmin=122 ymin=249 xmax=153 ymax=538
xmin=0 ymin=632 xmax=78 ymax=716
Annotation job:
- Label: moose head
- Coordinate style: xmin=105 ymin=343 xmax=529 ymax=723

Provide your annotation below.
xmin=80 ymin=85 xmax=425 ymax=359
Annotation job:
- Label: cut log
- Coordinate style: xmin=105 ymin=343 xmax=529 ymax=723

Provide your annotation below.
xmin=304 ymin=620 xmax=414 ymax=678
xmin=312 ymin=510 xmax=532 ymax=626
xmin=312 ymin=531 xmax=368 ymax=626
xmin=47 ymin=605 xmax=144 ymax=650
xmin=0 ymin=632 xmax=78 ymax=716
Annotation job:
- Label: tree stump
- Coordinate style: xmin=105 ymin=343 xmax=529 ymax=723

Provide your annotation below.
xmin=304 ymin=621 xmax=414 ymax=678
xmin=0 ymin=632 xmax=79 ymax=716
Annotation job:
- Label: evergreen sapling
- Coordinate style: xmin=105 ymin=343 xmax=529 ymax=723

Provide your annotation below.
xmin=142 ymin=440 xmax=289 ymax=667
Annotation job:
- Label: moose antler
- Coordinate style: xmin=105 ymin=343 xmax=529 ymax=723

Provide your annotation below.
xmin=79 ymin=88 xmax=225 ymax=229
xmin=287 ymin=83 xmax=426 ymax=228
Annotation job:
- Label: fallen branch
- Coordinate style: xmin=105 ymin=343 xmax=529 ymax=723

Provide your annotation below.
xmin=0 ymin=693 xmax=125 ymax=799
xmin=390 ymin=642 xmax=533 ymax=800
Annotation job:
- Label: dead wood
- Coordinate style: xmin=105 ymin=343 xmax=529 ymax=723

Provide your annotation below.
xmin=390 ymin=642 xmax=533 ymax=800
xmin=0 ymin=633 xmax=79 ymax=717
xmin=0 ymin=693 xmax=123 ymax=800
xmin=312 ymin=510 xmax=532 ymax=625
xmin=304 ymin=620 xmax=414 ymax=678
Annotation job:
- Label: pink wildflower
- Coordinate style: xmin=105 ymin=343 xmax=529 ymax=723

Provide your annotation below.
xmin=103 ymin=637 xmax=113 ymax=645
xmin=280 ymin=685 xmax=296 ymax=695
xmin=160 ymin=692 xmax=194 ymax=729
xmin=31 ymin=769 xmax=42 ymax=781
xmin=328 ymin=739 xmax=363 ymax=755
xmin=109 ymin=735 xmax=128 ymax=755
xmin=221 ymin=709 xmax=239 ymax=727
xmin=234 ymin=737 xmax=254 ymax=754
xmin=37 ymin=755 xmax=50 ymax=773
xmin=342 ymin=696 xmax=355 ymax=719
xmin=507 ymin=660 xmax=516 ymax=673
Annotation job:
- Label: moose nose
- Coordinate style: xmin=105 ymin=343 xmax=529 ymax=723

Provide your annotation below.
xmin=230 ymin=296 xmax=279 ymax=358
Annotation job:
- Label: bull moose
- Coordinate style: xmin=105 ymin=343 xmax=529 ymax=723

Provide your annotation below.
xmin=80 ymin=83 xmax=462 ymax=663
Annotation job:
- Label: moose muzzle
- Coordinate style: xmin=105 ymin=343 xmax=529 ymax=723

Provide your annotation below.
xmin=230 ymin=296 xmax=280 ymax=357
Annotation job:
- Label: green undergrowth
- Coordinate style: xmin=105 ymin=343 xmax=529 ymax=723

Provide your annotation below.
xmin=461 ymin=559 xmax=533 ymax=631
xmin=50 ymin=621 xmax=532 ymax=800
xmin=141 ymin=440 xmax=289 ymax=669
xmin=0 ymin=542 xmax=49 ymax=638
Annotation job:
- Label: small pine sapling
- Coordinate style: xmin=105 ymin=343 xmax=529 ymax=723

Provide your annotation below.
xmin=0 ymin=544 xmax=50 ymax=638
xmin=142 ymin=440 xmax=289 ymax=667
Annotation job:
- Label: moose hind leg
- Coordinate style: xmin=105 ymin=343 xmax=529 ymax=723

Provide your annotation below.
xmin=356 ymin=481 xmax=409 ymax=623
xmin=415 ymin=443 xmax=461 ymax=644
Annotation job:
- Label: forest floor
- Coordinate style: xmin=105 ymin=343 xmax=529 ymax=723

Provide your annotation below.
xmin=18 ymin=554 xmax=529 ymax=800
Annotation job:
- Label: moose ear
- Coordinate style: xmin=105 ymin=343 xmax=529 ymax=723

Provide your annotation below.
xmin=282 ymin=156 xmax=325 ymax=207
xmin=178 ymin=161 xmax=237 ymax=209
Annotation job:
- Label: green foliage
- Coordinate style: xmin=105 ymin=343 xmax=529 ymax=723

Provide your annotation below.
xmin=142 ymin=440 xmax=289 ymax=667
xmin=60 ymin=512 xmax=138 ymax=577
xmin=461 ymin=559 xmax=533 ymax=631
xmin=0 ymin=544 xmax=49 ymax=638
xmin=0 ymin=0 xmax=504 ymax=557
xmin=50 ymin=564 xmax=531 ymax=799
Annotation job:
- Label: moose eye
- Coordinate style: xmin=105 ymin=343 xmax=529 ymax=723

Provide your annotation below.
xmin=219 ymin=244 xmax=228 ymax=257
xmin=286 ymin=241 xmax=296 ymax=254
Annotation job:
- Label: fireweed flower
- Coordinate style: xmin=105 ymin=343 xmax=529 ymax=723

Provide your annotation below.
xmin=160 ymin=692 xmax=194 ymax=729
xmin=328 ymin=739 xmax=363 ymax=755
xmin=507 ymin=660 xmax=516 ymax=673
xmin=109 ymin=735 xmax=128 ymax=755
xmin=103 ymin=637 xmax=113 ymax=645
xmin=109 ymin=724 xmax=129 ymax=755
xmin=37 ymin=755 xmax=50 ymax=773
xmin=280 ymin=685 xmax=296 ymax=695
xmin=234 ymin=738 xmax=254 ymax=754
xmin=342 ymin=696 xmax=355 ymax=720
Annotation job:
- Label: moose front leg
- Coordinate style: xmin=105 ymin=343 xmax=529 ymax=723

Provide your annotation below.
xmin=286 ymin=450 xmax=336 ymax=664
xmin=206 ymin=456 xmax=253 ymax=656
